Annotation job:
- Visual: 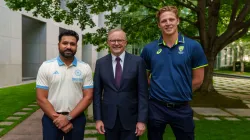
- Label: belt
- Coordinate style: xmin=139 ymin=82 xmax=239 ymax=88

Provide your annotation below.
xmin=56 ymin=112 xmax=69 ymax=115
xmin=150 ymin=98 xmax=188 ymax=108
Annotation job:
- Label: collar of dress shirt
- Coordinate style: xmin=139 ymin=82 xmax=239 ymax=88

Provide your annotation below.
xmin=111 ymin=51 xmax=125 ymax=62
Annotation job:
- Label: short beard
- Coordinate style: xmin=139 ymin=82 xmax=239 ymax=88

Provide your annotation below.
xmin=59 ymin=50 xmax=76 ymax=59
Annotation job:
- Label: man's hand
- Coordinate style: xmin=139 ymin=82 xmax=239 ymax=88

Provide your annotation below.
xmin=61 ymin=122 xmax=73 ymax=133
xmin=53 ymin=114 xmax=69 ymax=129
xmin=96 ymin=120 xmax=105 ymax=134
xmin=135 ymin=122 xmax=146 ymax=136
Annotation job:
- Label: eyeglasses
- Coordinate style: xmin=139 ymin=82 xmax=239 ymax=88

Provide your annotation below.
xmin=109 ymin=40 xmax=126 ymax=44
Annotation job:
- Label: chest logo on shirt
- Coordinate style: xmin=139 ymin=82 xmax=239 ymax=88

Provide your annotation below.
xmin=53 ymin=71 xmax=59 ymax=74
xmin=156 ymin=48 xmax=162 ymax=54
xmin=178 ymin=46 xmax=184 ymax=54
xmin=74 ymin=69 xmax=82 ymax=76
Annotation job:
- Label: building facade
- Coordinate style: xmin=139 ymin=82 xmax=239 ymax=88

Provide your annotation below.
xmin=0 ymin=0 xmax=108 ymax=87
xmin=215 ymin=45 xmax=250 ymax=69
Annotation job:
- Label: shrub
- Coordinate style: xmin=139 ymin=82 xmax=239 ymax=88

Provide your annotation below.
xmin=218 ymin=66 xmax=233 ymax=71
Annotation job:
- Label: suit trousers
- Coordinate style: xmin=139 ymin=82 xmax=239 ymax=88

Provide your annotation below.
xmin=105 ymin=111 xmax=139 ymax=140
xmin=147 ymin=99 xmax=195 ymax=140
xmin=42 ymin=113 xmax=86 ymax=140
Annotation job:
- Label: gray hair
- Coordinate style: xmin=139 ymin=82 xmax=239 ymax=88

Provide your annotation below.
xmin=107 ymin=28 xmax=127 ymax=40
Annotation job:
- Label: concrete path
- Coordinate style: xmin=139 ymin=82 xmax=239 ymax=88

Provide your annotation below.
xmin=0 ymin=109 xmax=97 ymax=140
xmin=213 ymin=76 xmax=250 ymax=107
xmin=214 ymin=76 xmax=250 ymax=96
xmin=0 ymin=80 xmax=35 ymax=88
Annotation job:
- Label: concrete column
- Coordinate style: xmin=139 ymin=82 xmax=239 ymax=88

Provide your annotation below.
xmin=0 ymin=5 xmax=22 ymax=87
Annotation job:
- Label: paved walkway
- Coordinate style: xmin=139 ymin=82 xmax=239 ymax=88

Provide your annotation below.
xmin=0 ymin=109 xmax=98 ymax=140
xmin=0 ymin=80 xmax=35 ymax=88
xmin=1 ymin=76 xmax=250 ymax=140
xmin=213 ymin=76 xmax=250 ymax=100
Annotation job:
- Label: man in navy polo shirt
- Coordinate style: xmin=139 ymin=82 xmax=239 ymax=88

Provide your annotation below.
xmin=140 ymin=6 xmax=208 ymax=140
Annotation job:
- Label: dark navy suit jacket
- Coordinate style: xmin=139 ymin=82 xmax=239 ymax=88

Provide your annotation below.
xmin=93 ymin=52 xmax=148 ymax=130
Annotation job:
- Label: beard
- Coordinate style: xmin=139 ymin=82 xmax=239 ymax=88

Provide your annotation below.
xmin=59 ymin=49 xmax=76 ymax=59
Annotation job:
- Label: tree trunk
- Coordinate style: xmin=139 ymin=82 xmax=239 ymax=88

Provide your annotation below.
xmin=233 ymin=47 xmax=237 ymax=72
xmin=239 ymin=46 xmax=244 ymax=72
xmin=231 ymin=45 xmax=236 ymax=71
xmin=233 ymin=61 xmax=236 ymax=71
xmin=200 ymin=54 xmax=216 ymax=93
xmin=241 ymin=61 xmax=244 ymax=72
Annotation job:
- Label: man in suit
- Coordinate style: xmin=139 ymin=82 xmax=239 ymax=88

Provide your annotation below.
xmin=93 ymin=29 xmax=148 ymax=140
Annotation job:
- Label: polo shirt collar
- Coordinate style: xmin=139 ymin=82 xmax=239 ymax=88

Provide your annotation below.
xmin=158 ymin=32 xmax=185 ymax=46
xmin=57 ymin=56 xmax=77 ymax=67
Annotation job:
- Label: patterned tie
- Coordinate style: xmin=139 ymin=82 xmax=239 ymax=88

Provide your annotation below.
xmin=115 ymin=57 xmax=122 ymax=88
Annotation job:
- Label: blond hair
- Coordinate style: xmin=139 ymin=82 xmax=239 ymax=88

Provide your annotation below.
xmin=156 ymin=6 xmax=179 ymax=21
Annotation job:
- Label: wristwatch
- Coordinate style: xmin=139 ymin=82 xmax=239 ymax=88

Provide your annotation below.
xmin=66 ymin=114 xmax=72 ymax=121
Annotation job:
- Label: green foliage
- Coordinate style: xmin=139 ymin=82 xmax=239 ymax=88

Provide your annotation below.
xmin=218 ymin=66 xmax=234 ymax=71
xmin=244 ymin=61 xmax=250 ymax=72
xmin=5 ymin=0 xmax=95 ymax=30
xmin=234 ymin=61 xmax=250 ymax=72
xmin=5 ymin=0 xmax=250 ymax=51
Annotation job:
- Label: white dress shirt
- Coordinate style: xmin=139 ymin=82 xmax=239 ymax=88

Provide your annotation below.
xmin=111 ymin=51 xmax=125 ymax=78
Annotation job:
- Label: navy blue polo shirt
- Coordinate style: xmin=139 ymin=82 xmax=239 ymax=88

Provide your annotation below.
xmin=140 ymin=33 xmax=208 ymax=103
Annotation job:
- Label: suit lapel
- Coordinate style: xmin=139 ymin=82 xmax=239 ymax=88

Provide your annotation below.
xmin=119 ymin=52 xmax=131 ymax=89
xmin=106 ymin=54 xmax=117 ymax=90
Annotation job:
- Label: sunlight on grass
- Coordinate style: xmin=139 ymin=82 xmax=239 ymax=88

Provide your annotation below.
xmin=214 ymin=70 xmax=250 ymax=76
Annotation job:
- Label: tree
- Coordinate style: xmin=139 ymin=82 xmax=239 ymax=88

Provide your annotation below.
xmin=4 ymin=0 xmax=250 ymax=93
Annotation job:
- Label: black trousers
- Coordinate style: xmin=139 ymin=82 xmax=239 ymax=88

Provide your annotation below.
xmin=105 ymin=112 xmax=139 ymax=140
xmin=42 ymin=113 xmax=86 ymax=140
xmin=147 ymin=100 xmax=195 ymax=140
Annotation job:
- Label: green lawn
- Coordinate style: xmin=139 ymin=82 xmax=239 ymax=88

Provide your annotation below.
xmin=87 ymin=120 xmax=250 ymax=140
xmin=0 ymin=83 xmax=38 ymax=136
xmin=214 ymin=70 xmax=250 ymax=76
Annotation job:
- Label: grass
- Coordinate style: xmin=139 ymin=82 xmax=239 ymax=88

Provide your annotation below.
xmin=86 ymin=120 xmax=250 ymax=140
xmin=214 ymin=70 xmax=250 ymax=76
xmin=0 ymin=82 xmax=39 ymax=137
xmin=190 ymin=91 xmax=248 ymax=108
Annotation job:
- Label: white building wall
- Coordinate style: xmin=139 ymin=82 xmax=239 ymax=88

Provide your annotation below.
xmin=216 ymin=45 xmax=250 ymax=69
xmin=219 ymin=48 xmax=234 ymax=67
xmin=82 ymin=13 xmax=109 ymax=70
xmin=0 ymin=1 xmax=22 ymax=87
xmin=0 ymin=0 xmax=83 ymax=87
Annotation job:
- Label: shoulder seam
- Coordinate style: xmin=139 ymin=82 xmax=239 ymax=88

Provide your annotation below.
xmin=44 ymin=58 xmax=57 ymax=63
